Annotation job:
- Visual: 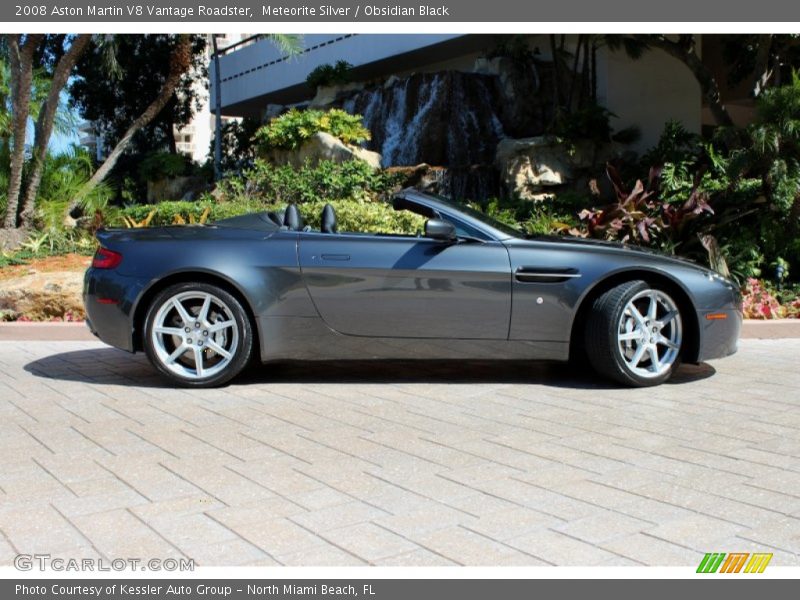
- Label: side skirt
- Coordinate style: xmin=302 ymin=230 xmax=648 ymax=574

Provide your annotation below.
xmin=257 ymin=316 xmax=569 ymax=362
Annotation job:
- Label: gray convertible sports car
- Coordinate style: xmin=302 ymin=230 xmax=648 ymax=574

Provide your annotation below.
xmin=84 ymin=189 xmax=741 ymax=387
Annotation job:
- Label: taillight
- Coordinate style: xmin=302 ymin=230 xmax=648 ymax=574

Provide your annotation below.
xmin=92 ymin=247 xmax=122 ymax=269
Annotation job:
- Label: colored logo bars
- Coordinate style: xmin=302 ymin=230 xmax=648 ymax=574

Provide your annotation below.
xmin=697 ymin=552 xmax=773 ymax=573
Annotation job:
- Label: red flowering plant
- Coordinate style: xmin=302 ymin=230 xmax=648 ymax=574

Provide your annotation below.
xmin=741 ymin=278 xmax=784 ymax=319
xmin=786 ymin=298 xmax=800 ymax=318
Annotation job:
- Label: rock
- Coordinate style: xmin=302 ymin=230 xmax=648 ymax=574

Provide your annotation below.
xmin=386 ymin=163 xmax=500 ymax=202
xmin=0 ymin=271 xmax=85 ymax=321
xmin=309 ymin=81 xmax=365 ymax=108
xmin=383 ymin=75 xmax=400 ymax=89
xmin=386 ymin=164 xmax=446 ymax=193
xmin=495 ymin=136 xmax=620 ymax=201
xmin=265 ymin=131 xmax=382 ymax=170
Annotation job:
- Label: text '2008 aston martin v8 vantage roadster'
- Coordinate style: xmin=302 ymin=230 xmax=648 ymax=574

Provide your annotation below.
xmin=84 ymin=189 xmax=741 ymax=388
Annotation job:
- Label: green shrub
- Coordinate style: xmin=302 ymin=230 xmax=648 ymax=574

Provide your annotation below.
xmin=138 ymin=151 xmax=190 ymax=182
xmin=216 ymin=159 xmax=402 ymax=206
xmin=296 ymin=199 xmax=425 ymax=234
xmin=110 ymin=198 xmax=425 ymax=236
xmin=306 ymin=60 xmax=353 ymax=90
xmin=254 ymin=108 xmax=370 ymax=152
xmin=107 ymin=200 xmax=252 ymax=228
xmin=468 ymin=197 xmax=578 ymax=237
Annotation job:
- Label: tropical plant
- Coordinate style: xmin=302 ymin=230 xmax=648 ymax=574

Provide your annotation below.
xmin=306 ymin=60 xmax=353 ymax=90
xmin=579 ymin=164 xmax=664 ymax=244
xmin=726 ymin=72 xmax=800 ymax=274
xmin=26 ymin=147 xmax=111 ymax=257
xmin=254 ymin=108 xmax=370 ymax=152
xmin=216 ymin=159 xmax=400 ymax=206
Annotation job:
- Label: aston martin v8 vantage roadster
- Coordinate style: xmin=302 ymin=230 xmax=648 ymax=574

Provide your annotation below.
xmin=84 ymin=189 xmax=741 ymax=387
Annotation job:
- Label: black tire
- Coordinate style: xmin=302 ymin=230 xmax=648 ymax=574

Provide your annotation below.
xmin=143 ymin=282 xmax=253 ymax=387
xmin=585 ymin=280 xmax=683 ymax=387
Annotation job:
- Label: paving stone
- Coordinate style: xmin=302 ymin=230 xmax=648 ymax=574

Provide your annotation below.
xmin=0 ymin=339 xmax=798 ymax=566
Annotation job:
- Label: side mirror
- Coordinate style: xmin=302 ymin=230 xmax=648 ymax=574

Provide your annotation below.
xmin=425 ymin=218 xmax=456 ymax=242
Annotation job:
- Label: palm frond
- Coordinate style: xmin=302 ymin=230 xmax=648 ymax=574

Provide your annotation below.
xmin=264 ymin=34 xmax=303 ymax=57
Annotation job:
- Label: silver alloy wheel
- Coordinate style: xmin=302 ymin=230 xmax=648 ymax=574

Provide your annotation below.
xmin=150 ymin=291 xmax=239 ymax=380
xmin=616 ymin=289 xmax=682 ymax=379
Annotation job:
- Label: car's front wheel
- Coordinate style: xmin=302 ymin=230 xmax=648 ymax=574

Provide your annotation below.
xmin=144 ymin=282 xmax=253 ymax=387
xmin=585 ymin=280 xmax=683 ymax=387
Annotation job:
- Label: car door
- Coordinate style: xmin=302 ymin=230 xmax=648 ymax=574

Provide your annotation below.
xmin=297 ymin=232 xmax=512 ymax=339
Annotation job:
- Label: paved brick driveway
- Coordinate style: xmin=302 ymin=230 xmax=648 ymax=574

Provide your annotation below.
xmin=1 ymin=339 xmax=799 ymax=567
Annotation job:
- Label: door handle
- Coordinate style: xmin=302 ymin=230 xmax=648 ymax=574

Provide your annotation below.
xmin=321 ymin=254 xmax=350 ymax=261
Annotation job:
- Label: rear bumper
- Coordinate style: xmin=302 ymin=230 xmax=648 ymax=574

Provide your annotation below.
xmin=83 ymin=268 xmax=145 ymax=353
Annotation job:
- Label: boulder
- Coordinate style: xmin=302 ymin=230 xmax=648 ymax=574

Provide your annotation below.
xmin=496 ymin=136 xmax=619 ymax=201
xmin=265 ymin=131 xmax=382 ymax=170
xmin=385 ymin=163 xmax=447 ymax=194
xmin=0 ymin=271 xmax=85 ymax=320
xmin=309 ymin=82 xmax=365 ymax=108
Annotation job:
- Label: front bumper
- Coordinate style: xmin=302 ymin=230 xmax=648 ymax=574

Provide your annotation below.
xmin=696 ymin=307 xmax=743 ymax=362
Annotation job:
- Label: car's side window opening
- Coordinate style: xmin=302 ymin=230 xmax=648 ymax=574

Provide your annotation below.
xmin=286 ymin=197 xmax=489 ymax=240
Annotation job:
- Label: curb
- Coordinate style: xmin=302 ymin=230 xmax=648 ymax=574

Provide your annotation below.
xmin=740 ymin=319 xmax=800 ymax=340
xmin=1 ymin=319 xmax=799 ymax=341
xmin=0 ymin=322 xmax=96 ymax=341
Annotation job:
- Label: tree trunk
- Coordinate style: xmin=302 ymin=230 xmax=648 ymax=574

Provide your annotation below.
xmin=18 ymin=34 xmax=92 ymax=229
xmin=3 ymin=34 xmax=42 ymax=229
xmin=751 ymin=34 xmax=774 ymax=97
xmin=566 ymin=35 xmax=585 ymax=111
xmin=549 ymin=35 xmax=563 ymax=112
xmin=68 ymin=35 xmax=192 ymax=217
xmin=645 ymin=35 xmax=734 ymax=128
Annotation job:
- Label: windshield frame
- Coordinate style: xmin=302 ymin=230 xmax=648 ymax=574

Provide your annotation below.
xmin=393 ymin=190 xmax=524 ymax=240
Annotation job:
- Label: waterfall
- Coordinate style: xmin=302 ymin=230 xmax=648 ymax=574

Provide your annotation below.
xmin=346 ymin=72 xmax=505 ymax=167
xmin=341 ymin=72 xmax=508 ymax=200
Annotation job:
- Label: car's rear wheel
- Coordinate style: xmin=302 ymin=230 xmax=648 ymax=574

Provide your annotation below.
xmin=585 ymin=280 xmax=683 ymax=387
xmin=144 ymin=282 xmax=253 ymax=387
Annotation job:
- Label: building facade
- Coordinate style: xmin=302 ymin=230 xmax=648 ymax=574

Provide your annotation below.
xmin=211 ymin=34 xmax=706 ymax=155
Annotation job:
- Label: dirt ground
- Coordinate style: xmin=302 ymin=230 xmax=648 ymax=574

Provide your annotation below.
xmin=0 ymin=253 xmax=91 ymax=281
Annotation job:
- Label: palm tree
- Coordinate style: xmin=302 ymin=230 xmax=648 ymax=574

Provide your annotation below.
xmin=18 ymin=34 xmax=91 ymax=228
xmin=2 ymin=34 xmax=91 ymax=230
xmin=3 ymin=34 xmax=42 ymax=228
